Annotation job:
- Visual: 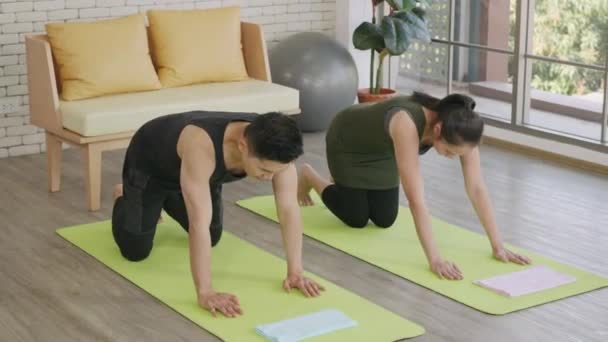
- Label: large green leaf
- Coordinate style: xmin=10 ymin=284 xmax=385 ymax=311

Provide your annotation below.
xmin=416 ymin=0 xmax=431 ymax=7
xmin=386 ymin=0 xmax=402 ymax=10
xmin=401 ymin=0 xmax=431 ymax=11
xmin=381 ymin=16 xmax=411 ymax=55
xmin=353 ymin=22 xmax=385 ymax=51
xmin=401 ymin=0 xmax=417 ymax=11
xmin=393 ymin=10 xmax=431 ymax=43
xmin=412 ymin=7 xmax=426 ymax=20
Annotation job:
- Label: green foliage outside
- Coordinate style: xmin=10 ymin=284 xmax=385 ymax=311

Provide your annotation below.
xmin=509 ymin=0 xmax=607 ymax=95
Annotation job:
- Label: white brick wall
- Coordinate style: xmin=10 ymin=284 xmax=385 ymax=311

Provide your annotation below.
xmin=0 ymin=0 xmax=336 ymax=159
xmin=4 ymin=23 xmax=35 ymax=33
xmin=97 ymin=0 xmax=128 ymax=8
xmin=0 ymin=34 xmax=19 ymax=45
xmin=34 ymin=1 xmax=67 ymax=12
xmin=17 ymin=12 xmax=49 ymax=23
xmin=79 ymin=7 xmax=111 ymax=18
xmin=0 ymin=14 xmax=17 ymax=24
xmin=9 ymin=144 xmax=40 ymax=156
xmin=1 ymin=2 xmax=35 ymax=13
xmin=110 ymin=6 xmax=138 ymax=16
xmin=66 ymin=0 xmax=96 ymax=9
xmin=0 ymin=76 xmax=19 ymax=86
xmin=47 ymin=9 xmax=79 ymax=20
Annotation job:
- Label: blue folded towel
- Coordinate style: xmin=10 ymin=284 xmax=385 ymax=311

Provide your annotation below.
xmin=255 ymin=309 xmax=358 ymax=342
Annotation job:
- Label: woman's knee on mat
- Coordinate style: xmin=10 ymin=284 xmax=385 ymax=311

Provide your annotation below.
xmin=342 ymin=214 xmax=369 ymax=229
xmin=371 ymin=216 xmax=396 ymax=229
xmin=369 ymin=206 xmax=398 ymax=228
xmin=210 ymin=223 xmax=223 ymax=247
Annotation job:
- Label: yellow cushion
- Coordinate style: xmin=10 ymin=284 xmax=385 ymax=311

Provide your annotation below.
xmin=147 ymin=7 xmax=249 ymax=88
xmin=46 ymin=14 xmax=161 ymax=101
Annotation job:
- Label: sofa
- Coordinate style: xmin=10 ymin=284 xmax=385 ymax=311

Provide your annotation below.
xmin=25 ymin=8 xmax=300 ymax=211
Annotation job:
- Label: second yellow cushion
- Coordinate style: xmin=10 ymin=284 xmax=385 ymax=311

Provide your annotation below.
xmin=147 ymin=7 xmax=249 ymax=88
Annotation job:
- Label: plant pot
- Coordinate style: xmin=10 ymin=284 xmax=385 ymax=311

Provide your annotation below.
xmin=357 ymin=88 xmax=397 ymax=103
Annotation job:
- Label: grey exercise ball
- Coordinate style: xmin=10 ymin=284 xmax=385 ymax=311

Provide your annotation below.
xmin=269 ymin=32 xmax=358 ymax=132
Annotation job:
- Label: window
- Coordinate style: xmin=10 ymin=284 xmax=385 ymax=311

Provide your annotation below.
xmin=396 ymin=0 xmax=608 ymax=150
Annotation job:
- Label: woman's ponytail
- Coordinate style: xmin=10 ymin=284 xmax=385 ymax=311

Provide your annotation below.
xmin=410 ymin=92 xmax=484 ymax=145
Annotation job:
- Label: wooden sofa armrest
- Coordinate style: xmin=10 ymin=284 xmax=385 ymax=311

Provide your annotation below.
xmin=241 ymin=22 xmax=271 ymax=82
xmin=26 ymin=35 xmax=62 ymax=133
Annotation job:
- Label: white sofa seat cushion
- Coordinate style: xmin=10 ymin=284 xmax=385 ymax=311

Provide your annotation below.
xmin=60 ymin=79 xmax=300 ymax=137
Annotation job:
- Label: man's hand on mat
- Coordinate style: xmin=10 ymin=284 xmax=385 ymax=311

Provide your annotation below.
xmin=198 ymin=291 xmax=243 ymax=318
xmin=493 ymin=248 xmax=532 ymax=265
xmin=283 ymin=273 xmax=325 ymax=297
xmin=430 ymin=259 xmax=463 ymax=280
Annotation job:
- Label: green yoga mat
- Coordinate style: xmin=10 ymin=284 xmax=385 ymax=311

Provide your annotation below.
xmin=57 ymin=219 xmax=424 ymax=341
xmin=237 ymin=195 xmax=608 ymax=315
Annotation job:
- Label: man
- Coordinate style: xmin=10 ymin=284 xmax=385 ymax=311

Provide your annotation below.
xmin=112 ymin=111 xmax=324 ymax=318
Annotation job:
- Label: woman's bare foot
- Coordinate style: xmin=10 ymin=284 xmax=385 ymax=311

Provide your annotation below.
xmin=112 ymin=184 xmax=123 ymax=201
xmin=297 ymin=164 xmax=315 ymax=206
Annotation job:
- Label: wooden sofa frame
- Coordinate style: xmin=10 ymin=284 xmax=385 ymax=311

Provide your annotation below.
xmin=26 ymin=22 xmax=272 ymax=211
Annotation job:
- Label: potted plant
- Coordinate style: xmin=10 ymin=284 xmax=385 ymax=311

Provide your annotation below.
xmin=353 ymin=0 xmax=432 ymax=103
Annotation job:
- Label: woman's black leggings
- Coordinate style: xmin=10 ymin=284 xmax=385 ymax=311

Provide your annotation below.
xmin=321 ymin=183 xmax=399 ymax=228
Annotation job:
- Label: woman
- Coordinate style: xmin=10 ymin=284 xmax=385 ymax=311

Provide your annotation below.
xmin=297 ymin=92 xmax=531 ymax=280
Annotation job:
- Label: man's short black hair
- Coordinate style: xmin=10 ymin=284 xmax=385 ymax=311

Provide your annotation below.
xmin=244 ymin=112 xmax=303 ymax=163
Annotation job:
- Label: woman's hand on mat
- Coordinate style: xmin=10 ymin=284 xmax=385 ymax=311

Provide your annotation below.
xmin=198 ymin=291 xmax=243 ymax=318
xmin=493 ymin=248 xmax=532 ymax=265
xmin=297 ymin=191 xmax=314 ymax=206
xmin=430 ymin=259 xmax=463 ymax=280
xmin=283 ymin=273 xmax=325 ymax=297
xmin=296 ymin=164 xmax=315 ymax=206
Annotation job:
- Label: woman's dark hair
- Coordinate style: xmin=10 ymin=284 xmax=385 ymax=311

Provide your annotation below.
xmin=410 ymin=91 xmax=484 ymax=145
xmin=244 ymin=112 xmax=303 ymax=163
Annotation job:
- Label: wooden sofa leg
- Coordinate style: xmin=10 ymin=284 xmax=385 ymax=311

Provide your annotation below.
xmin=45 ymin=132 xmax=62 ymax=192
xmin=81 ymin=143 xmax=102 ymax=211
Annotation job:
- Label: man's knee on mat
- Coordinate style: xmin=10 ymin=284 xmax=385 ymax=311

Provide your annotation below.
xmin=112 ymin=223 xmax=155 ymax=262
xmin=120 ymin=243 xmax=153 ymax=262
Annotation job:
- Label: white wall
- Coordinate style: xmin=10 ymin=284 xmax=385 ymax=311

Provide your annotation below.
xmin=334 ymin=0 xmax=401 ymax=91
xmin=0 ymin=0 xmax=336 ymax=158
xmin=334 ymin=0 xmax=370 ymax=89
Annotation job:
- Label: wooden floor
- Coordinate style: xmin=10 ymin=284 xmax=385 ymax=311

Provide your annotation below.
xmin=1 ymin=132 xmax=607 ymax=342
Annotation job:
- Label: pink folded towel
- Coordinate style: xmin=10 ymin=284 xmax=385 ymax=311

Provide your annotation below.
xmin=474 ymin=265 xmax=576 ymax=297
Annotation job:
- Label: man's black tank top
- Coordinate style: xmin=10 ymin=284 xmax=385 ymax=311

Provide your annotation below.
xmin=125 ymin=111 xmax=257 ymax=190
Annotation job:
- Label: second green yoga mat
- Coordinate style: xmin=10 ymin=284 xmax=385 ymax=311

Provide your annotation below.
xmin=57 ymin=218 xmax=424 ymax=341
xmin=237 ymin=195 xmax=608 ymax=315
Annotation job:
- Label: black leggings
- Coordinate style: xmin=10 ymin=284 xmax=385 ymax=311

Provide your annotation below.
xmin=321 ymin=184 xmax=399 ymax=228
xmin=111 ymin=167 xmax=223 ymax=262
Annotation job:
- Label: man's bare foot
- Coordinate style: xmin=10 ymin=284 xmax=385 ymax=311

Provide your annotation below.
xmin=297 ymin=164 xmax=315 ymax=206
xmin=113 ymin=183 xmax=163 ymax=223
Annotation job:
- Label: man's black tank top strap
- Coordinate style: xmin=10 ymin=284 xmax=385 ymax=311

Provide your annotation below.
xmin=189 ymin=112 xmax=255 ymax=184
xmin=126 ymin=111 xmax=257 ymax=189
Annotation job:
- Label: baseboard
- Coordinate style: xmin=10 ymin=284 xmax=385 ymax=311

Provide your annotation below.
xmin=482 ymin=136 xmax=608 ymax=176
